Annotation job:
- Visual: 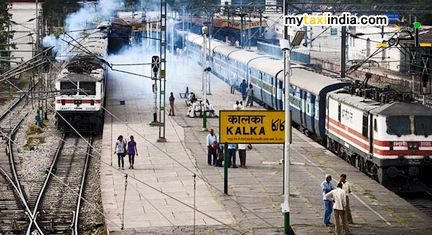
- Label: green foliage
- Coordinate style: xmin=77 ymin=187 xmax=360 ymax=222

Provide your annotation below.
xmin=0 ymin=1 xmax=14 ymax=51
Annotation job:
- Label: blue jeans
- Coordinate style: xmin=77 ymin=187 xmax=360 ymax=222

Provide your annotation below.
xmin=323 ymin=200 xmax=333 ymax=225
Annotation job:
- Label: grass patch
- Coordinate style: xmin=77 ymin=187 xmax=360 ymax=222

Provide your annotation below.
xmin=26 ymin=125 xmax=43 ymax=135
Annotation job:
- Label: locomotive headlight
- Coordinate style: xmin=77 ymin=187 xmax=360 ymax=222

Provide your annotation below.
xmin=425 ymin=155 xmax=430 ymax=161
xmin=90 ymin=99 xmax=95 ymax=105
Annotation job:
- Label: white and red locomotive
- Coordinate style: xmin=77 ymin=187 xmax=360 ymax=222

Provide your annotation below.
xmin=55 ymin=25 xmax=109 ymax=133
xmin=327 ymin=89 xmax=432 ymax=192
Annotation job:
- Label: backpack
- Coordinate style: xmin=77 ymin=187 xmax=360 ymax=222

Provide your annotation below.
xmin=211 ymin=141 xmax=219 ymax=149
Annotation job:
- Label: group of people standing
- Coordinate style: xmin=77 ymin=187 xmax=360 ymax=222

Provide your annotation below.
xmin=114 ymin=135 xmax=138 ymax=170
xmin=231 ymin=75 xmax=254 ymax=107
xmin=206 ymin=129 xmax=249 ymax=168
xmin=321 ymin=174 xmax=353 ymax=235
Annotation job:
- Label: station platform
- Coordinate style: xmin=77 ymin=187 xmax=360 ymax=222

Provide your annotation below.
xmin=100 ymin=52 xmax=432 ymax=234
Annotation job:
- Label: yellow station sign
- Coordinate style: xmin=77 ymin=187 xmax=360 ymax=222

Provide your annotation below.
xmin=219 ymin=110 xmax=285 ymax=144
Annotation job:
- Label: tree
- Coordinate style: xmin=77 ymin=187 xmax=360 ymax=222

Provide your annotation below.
xmin=0 ymin=1 xmax=14 ymax=71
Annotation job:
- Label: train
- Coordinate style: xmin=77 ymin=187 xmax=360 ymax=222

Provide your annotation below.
xmin=183 ymin=31 xmax=432 ymax=192
xmin=54 ymin=23 xmax=110 ymax=133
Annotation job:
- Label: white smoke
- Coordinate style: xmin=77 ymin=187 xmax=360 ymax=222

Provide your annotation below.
xmin=43 ymin=0 xmax=125 ymax=59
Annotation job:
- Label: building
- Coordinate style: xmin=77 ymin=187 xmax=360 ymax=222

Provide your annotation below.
xmin=8 ymin=0 xmax=43 ymax=65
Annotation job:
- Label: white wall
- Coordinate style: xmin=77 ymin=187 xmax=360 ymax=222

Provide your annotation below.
xmin=9 ymin=2 xmax=43 ymax=65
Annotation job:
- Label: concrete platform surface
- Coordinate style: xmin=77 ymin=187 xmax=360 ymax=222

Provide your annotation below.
xmin=99 ymin=51 xmax=432 ymax=234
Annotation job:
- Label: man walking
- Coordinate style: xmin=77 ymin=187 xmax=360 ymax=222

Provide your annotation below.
xmin=227 ymin=143 xmax=237 ymax=168
xmin=240 ymin=79 xmax=248 ymax=101
xmin=340 ymin=174 xmax=353 ymax=224
xmin=321 ymin=174 xmax=334 ymax=226
xmin=325 ymin=182 xmax=350 ymax=235
xmin=245 ymin=84 xmax=254 ymax=107
xmin=169 ymin=92 xmax=175 ymax=116
xmin=206 ymin=129 xmax=218 ymax=166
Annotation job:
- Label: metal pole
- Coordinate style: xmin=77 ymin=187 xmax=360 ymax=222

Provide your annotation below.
xmin=281 ymin=1 xmax=291 ymax=234
xmin=158 ymin=0 xmax=167 ymax=142
xmin=202 ymin=28 xmax=208 ymax=131
xmin=224 ymin=143 xmax=228 ymax=194
xmin=341 ymin=26 xmax=346 ymax=78
xmin=35 ymin=0 xmax=39 ymax=53
xmin=209 ymin=15 xmax=213 ymax=94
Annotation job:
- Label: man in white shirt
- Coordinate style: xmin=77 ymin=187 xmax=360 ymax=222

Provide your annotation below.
xmin=233 ymin=101 xmax=240 ymax=110
xmin=340 ymin=174 xmax=353 ymax=224
xmin=238 ymin=143 xmax=247 ymax=167
xmin=325 ymin=183 xmax=350 ymax=235
xmin=206 ymin=129 xmax=218 ymax=166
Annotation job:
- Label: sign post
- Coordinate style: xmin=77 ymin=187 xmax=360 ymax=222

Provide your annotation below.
xmin=224 ymin=142 xmax=228 ymax=194
xmin=219 ymin=110 xmax=285 ymax=195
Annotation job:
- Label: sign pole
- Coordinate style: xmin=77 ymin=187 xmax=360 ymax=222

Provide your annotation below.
xmin=281 ymin=0 xmax=291 ymax=234
xmin=224 ymin=142 xmax=228 ymax=195
xmin=202 ymin=27 xmax=208 ymax=131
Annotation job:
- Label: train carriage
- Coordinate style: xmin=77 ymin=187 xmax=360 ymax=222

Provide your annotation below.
xmin=182 ymin=29 xmax=432 ymax=192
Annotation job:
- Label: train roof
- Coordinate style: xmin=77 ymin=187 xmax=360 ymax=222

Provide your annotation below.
xmin=58 ymin=70 xmax=104 ymax=83
xmin=249 ymin=57 xmax=284 ymax=77
xmin=230 ymin=50 xmax=270 ymax=65
xmin=287 ymin=68 xmax=350 ymax=96
xmin=328 ymin=92 xmax=432 ymax=116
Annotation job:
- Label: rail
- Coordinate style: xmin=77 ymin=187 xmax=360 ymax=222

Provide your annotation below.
xmin=73 ymin=135 xmax=93 ymax=235
xmin=26 ymin=132 xmax=66 ymax=235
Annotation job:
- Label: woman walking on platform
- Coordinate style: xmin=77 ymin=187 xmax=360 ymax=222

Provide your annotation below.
xmin=114 ymin=135 xmax=127 ymax=170
xmin=127 ymin=135 xmax=138 ymax=169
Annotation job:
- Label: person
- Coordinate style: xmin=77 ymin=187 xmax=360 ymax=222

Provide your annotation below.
xmin=230 ymin=73 xmax=237 ymax=94
xmin=114 ymin=135 xmax=127 ymax=170
xmin=321 ymin=174 xmax=334 ymax=226
xmin=238 ymin=143 xmax=247 ymax=168
xmin=169 ymin=92 xmax=175 ymax=116
xmin=239 ymin=101 xmax=244 ymax=110
xmin=35 ymin=111 xmax=41 ymax=127
xmin=205 ymin=99 xmax=215 ymax=116
xmin=189 ymin=98 xmax=198 ymax=118
xmin=206 ymin=129 xmax=218 ymax=166
xmin=127 ymin=135 xmax=138 ymax=169
xmin=246 ymin=84 xmax=254 ymax=107
xmin=187 ymin=92 xmax=195 ymax=106
xmin=227 ymin=143 xmax=237 ymax=168
xmin=340 ymin=174 xmax=353 ymax=224
xmin=325 ymin=182 xmax=350 ymax=235
xmin=240 ymin=79 xmax=248 ymax=101
xmin=233 ymin=101 xmax=240 ymax=110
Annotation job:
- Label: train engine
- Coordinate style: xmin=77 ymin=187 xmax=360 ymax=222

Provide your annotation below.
xmin=55 ymin=56 xmax=107 ymax=133
xmin=326 ymin=87 xmax=432 ymax=192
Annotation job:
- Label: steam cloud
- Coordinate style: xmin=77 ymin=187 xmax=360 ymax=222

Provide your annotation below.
xmin=43 ymin=0 xmax=125 ymax=59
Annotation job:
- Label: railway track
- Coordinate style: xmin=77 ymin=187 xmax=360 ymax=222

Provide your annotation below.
xmin=27 ymin=134 xmax=93 ymax=234
xmin=0 ymin=82 xmax=39 ymax=233
xmin=0 ymin=117 xmax=33 ymax=233
xmin=400 ymin=192 xmax=432 ymax=218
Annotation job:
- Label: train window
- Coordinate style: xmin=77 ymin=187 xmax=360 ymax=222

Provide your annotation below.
xmin=79 ymin=82 xmax=96 ymax=95
xmin=338 ymin=104 xmax=341 ymax=122
xmin=414 ymin=116 xmax=432 ymax=137
xmin=60 ymin=82 xmax=76 ymax=95
xmin=362 ymin=114 xmax=368 ymax=137
xmin=386 ymin=116 xmax=411 ymax=137
xmin=374 ymin=119 xmax=377 ymax=132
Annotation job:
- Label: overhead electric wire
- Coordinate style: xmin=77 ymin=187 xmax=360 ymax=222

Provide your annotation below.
xmin=49 ymin=35 xmax=279 ymax=229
